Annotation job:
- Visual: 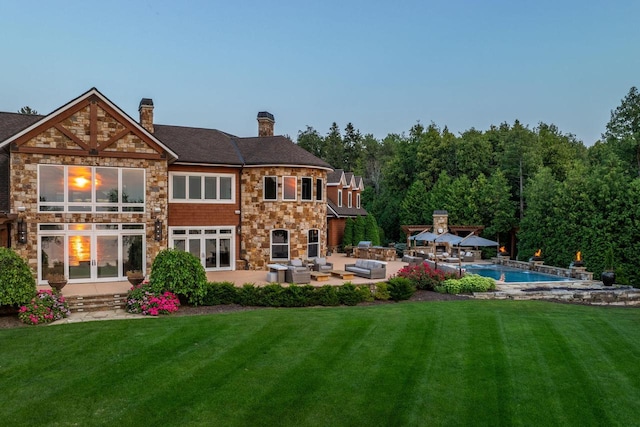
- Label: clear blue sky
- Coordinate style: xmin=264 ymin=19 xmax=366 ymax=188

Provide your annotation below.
xmin=1 ymin=0 xmax=639 ymax=145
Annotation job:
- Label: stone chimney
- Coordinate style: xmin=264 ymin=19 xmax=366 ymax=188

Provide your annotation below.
xmin=433 ymin=210 xmax=449 ymax=234
xmin=257 ymin=111 xmax=275 ymax=137
xmin=139 ymin=98 xmax=154 ymax=133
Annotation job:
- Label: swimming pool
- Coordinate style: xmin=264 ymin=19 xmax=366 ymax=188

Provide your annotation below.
xmin=465 ymin=264 xmax=571 ymax=283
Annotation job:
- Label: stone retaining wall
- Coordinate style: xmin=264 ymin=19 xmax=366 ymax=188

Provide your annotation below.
xmin=495 ymin=257 xmax=593 ymax=280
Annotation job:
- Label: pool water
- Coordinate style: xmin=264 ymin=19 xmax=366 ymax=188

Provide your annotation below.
xmin=465 ymin=264 xmax=571 ymax=283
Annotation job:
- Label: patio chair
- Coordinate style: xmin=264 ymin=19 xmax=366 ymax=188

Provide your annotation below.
xmin=311 ymin=257 xmax=333 ymax=272
xmin=286 ymin=259 xmax=311 ymax=284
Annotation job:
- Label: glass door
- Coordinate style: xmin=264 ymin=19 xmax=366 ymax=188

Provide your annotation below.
xmin=68 ymin=235 xmax=92 ymax=280
xmin=97 ymin=235 xmax=119 ymax=279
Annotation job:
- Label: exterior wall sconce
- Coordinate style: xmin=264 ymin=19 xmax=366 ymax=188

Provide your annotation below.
xmin=17 ymin=218 xmax=27 ymax=244
xmin=154 ymin=219 xmax=163 ymax=242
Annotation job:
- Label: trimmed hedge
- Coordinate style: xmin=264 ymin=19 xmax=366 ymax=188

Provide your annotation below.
xmin=197 ymin=282 xmax=389 ymax=308
xmin=435 ymin=274 xmax=496 ymax=294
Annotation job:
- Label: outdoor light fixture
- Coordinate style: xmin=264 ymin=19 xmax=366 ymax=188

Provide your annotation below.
xmin=154 ymin=219 xmax=163 ymax=242
xmin=17 ymin=218 xmax=27 ymax=244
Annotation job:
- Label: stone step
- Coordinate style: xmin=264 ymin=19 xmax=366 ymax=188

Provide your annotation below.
xmin=66 ymin=294 xmax=127 ymax=313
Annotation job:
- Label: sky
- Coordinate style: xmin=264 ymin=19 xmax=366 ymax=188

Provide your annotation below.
xmin=1 ymin=0 xmax=639 ymax=146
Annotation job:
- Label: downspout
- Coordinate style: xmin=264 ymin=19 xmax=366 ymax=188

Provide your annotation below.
xmin=230 ymin=138 xmax=248 ymax=269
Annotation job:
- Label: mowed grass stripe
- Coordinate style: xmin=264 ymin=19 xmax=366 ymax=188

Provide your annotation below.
xmin=1 ymin=301 xmax=639 ymax=426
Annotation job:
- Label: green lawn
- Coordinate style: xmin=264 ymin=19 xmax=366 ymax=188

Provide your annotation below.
xmin=1 ymin=301 xmax=639 ymax=426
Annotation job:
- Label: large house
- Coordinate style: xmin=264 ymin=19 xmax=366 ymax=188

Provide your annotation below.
xmin=326 ymin=169 xmax=368 ymax=252
xmin=0 ymin=88 xmax=332 ymax=285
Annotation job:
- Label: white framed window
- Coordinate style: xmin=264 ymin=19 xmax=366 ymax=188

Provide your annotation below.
xmin=357 ymin=193 xmax=361 ymax=209
xmin=283 ymin=176 xmax=296 ymax=201
xmin=307 ymin=229 xmax=319 ymax=258
xmin=301 ymin=177 xmax=312 ymax=201
xmin=316 ymin=178 xmax=323 ymax=201
xmin=37 ymin=223 xmax=146 ymax=284
xmin=169 ymin=172 xmax=234 ymax=203
xmin=169 ymin=226 xmax=234 ymax=271
xmin=38 ymin=165 xmax=145 ymax=213
xmin=348 ymin=191 xmax=352 ymax=208
xmin=264 ymin=176 xmax=277 ymax=201
xmin=338 ymin=190 xmax=343 ymax=207
xmin=271 ymin=229 xmax=289 ymax=261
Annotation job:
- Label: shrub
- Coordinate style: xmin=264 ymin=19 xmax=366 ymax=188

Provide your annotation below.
xmin=356 ymin=284 xmax=374 ymax=302
xmin=337 ymin=283 xmax=365 ymax=306
xmin=18 ymin=289 xmax=70 ymax=325
xmin=396 ymin=262 xmax=446 ymax=290
xmin=315 ymin=285 xmax=340 ymax=306
xmin=387 ymin=277 xmax=415 ymax=301
xmin=373 ymin=282 xmax=390 ymax=301
xmin=281 ymin=284 xmax=314 ymax=307
xmin=0 ymin=247 xmax=36 ymax=306
xmin=203 ymin=282 xmax=238 ymax=306
xmin=126 ymin=283 xmax=180 ymax=315
xmin=236 ymin=283 xmax=261 ymax=306
xmin=149 ymin=249 xmax=207 ymax=305
xmin=261 ymin=284 xmax=284 ymax=307
xmin=436 ymin=274 xmax=496 ymax=294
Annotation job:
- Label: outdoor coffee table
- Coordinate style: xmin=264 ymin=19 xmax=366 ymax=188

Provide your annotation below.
xmin=310 ymin=271 xmax=330 ymax=281
xmin=329 ymin=270 xmax=355 ymax=280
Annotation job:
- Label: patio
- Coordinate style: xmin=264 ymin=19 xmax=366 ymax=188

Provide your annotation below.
xmin=45 ymin=253 xmax=410 ymax=297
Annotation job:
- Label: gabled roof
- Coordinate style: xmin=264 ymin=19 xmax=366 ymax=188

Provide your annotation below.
xmin=343 ymin=172 xmax=354 ymax=188
xmin=327 ymin=169 xmax=346 ymax=186
xmin=354 ymin=176 xmax=364 ymax=191
xmin=0 ymin=88 xmax=179 ymax=161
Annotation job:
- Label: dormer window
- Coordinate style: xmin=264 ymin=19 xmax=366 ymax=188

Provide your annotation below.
xmin=338 ymin=190 xmax=342 ymax=207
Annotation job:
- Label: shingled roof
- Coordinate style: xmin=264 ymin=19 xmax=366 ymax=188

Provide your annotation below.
xmin=154 ymin=126 xmax=332 ymax=169
xmin=153 ymin=124 xmax=243 ymax=165
xmin=233 ymin=136 xmax=332 ymax=169
xmin=327 ymin=199 xmax=368 ymax=218
xmin=0 ymin=112 xmax=43 ymax=143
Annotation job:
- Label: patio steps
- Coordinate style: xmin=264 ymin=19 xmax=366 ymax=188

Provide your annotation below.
xmin=67 ymin=294 xmax=126 ymax=313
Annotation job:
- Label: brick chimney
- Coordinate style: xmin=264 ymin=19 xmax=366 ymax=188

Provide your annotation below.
xmin=139 ymin=98 xmax=154 ymax=133
xmin=257 ymin=111 xmax=275 ymax=137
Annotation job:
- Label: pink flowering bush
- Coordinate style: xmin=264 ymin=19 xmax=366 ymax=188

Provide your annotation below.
xmin=396 ymin=262 xmax=451 ymax=290
xmin=126 ymin=283 xmax=180 ymax=316
xmin=18 ymin=289 xmax=70 ymax=325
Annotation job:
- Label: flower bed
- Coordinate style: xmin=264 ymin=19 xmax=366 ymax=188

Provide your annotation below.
xmin=126 ymin=283 xmax=180 ymax=316
xmin=18 ymin=290 xmax=70 ymax=325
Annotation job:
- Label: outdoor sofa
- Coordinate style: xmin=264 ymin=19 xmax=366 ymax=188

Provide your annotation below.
xmin=344 ymin=259 xmax=386 ymax=279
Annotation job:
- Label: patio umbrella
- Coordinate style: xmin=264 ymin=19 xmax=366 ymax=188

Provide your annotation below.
xmin=409 ymin=231 xmax=438 ymax=242
xmin=459 ymin=235 xmax=499 ymax=247
xmin=433 ymin=232 xmax=464 ymax=245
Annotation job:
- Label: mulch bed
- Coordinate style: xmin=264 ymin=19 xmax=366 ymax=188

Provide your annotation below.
xmin=0 ymin=290 xmax=468 ymax=330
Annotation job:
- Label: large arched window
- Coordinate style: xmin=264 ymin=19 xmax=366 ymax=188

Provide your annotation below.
xmin=307 ymin=229 xmax=319 ymax=258
xmin=271 ymin=229 xmax=289 ymax=261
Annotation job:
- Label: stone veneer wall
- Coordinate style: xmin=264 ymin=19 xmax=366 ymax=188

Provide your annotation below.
xmin=241 ymin=167 xmax=327 ymax=270
xmin=10 ymin=153 xmax=167 ymax=277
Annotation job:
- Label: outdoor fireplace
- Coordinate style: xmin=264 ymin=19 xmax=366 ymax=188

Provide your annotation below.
xmin=530 ymin=249 xmax=543 ymax=262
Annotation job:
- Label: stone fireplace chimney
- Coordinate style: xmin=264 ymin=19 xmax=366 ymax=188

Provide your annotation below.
xmin=139 ymin=98 xmax=154 ymax=133
xmin=257 ymin=111 xmax=275 ymax=137
xmin=433 ymin=210 xmax=449 ymax=234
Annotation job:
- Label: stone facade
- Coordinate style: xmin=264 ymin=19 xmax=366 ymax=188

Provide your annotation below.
xmin=7 ymin=94 xmax=168 ymax=281
xmin=241 ymin=166 xmax=327 ymax=269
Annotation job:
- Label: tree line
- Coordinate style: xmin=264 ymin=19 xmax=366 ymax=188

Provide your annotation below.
xmin=298 ymin=87 xmax=640 ymax=285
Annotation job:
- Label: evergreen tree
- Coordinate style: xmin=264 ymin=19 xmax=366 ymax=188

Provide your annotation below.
xmin=364 ymin=214 xmax=381 ymax=246
xmin=342 ymin=218 xmax=354 ymax=247
xmin=353 ymin=216 xmax=366 ymax=244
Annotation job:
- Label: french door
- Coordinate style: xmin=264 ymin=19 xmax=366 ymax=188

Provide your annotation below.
xmin=38 ymin=223 xmax=145 ymax=283
xmin=170 ymin=227 xmax=234 ymax=271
